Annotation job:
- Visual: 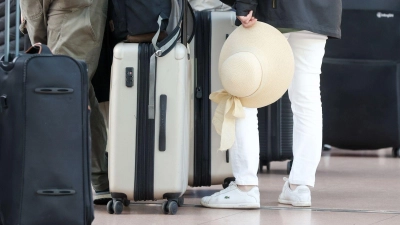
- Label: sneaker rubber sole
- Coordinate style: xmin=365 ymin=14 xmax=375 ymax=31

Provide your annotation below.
xmin=278 ymin=198 xmax=311 ymax=207
xmin=201 ymin=201 xmax=260 ymax=209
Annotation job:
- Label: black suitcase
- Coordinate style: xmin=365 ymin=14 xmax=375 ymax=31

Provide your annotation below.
xmin=321 ymin=0 xmax=400 ymax=157
xmin=258 ymin=92 xmax=294 ymax=174
xmin=0 ymin=1 xmax=94 ymax=224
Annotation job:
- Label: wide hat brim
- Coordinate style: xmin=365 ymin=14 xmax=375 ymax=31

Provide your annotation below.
xmin=219 ymin=22 xmax=294 ymax=108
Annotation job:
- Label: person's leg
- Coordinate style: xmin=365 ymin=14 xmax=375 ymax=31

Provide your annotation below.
xmin=230 ymin=108 xmax=260 ymax=187
xmin=201 ymin=108 xmax=260 ymax=209
xmin=278 ymin=30 xmax=327 ymax=206
xmin=20 ymin=0 xmax=51 ymax=45
xmin=99 ymin=101 xmax=110 ymax=129
xmin=99 ymin=101 xmax=109 ymax=153
xmin=44 ymin=0 xmax=110 ymax=202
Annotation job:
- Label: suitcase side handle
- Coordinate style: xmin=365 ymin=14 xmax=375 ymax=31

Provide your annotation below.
xmin=37 ymin=189 xmax=76 ymax=196
xmin=35 ymin=88 xmax=74 ymax=94
xmin=159 ymin=95 xmax=167 ymax=151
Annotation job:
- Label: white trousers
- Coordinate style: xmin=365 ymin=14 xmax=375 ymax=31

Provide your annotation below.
xmin=231 ymin=30 xmax=328 ymax=187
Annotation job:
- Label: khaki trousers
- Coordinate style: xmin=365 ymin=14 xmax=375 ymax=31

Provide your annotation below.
xmin=21 ymin=0 xmax=109 ymax=191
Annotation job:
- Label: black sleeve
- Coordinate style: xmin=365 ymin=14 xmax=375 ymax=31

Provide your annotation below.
xmin=108 ymin=0 xmax=113 ymax=19
xmin=234 ymin=0 xmax=258 ymax=17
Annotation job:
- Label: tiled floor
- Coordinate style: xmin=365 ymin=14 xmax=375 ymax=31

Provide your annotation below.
xmin=93 ymin=148 xmax=400 ymax=225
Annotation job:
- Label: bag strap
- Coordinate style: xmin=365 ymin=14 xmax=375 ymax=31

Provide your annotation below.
xmin=151 ymin=0 xmax=185 ymax=57
xmin=148 ymin=0 xmax=189 ymax=119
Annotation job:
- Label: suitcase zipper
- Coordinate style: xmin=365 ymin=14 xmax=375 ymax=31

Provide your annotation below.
xmin=83 ymin=63 xmax=93 ymax=224
xmin=135 ymin=43 xmax=155 ymax=201
xmin=272 ymin=0 xmax=277 ymax=9
xmin=193 ymin=11 xmax=212 ymax=187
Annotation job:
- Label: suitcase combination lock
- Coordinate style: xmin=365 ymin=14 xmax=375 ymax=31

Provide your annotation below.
xmin=126 ymin=67 xmax=134 ymax=87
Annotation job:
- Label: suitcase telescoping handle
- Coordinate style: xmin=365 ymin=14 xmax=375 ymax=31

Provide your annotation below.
xmin=182 ymin=0 xmax=188 ymax=46
xmin=3 ymin=0 xmax=21 ymax=63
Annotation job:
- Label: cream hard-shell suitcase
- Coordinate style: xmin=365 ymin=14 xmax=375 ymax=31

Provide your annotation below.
xmin=108 ymin=42 xmax=190 ymax=215
xmin=189 ymin=11 xmax=237 ymax=188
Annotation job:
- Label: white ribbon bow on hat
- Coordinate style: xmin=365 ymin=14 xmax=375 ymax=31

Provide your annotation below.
xmin=209 ymin=89 xmax=246 ymax=151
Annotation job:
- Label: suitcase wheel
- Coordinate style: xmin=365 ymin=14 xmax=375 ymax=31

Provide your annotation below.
xmin=106 ymin=200 xmax=114 ymax=214
xmin=222 ymin=177 xmax=236 ymax=189
xmin=287 ymin=160 xmax=293 ymax=175
xmin=162 ymin=200 xmax=178 ymax=215
xmin=323 ymin=144 xmax=332 ymax=151
xmin=113 ymin=201 xmax=124 ymax=214
xmin=107 ymin=199 xmax=124 ymax=214
xmin=123 ymin=199 xmax=131 ymax=206
xmin=393 ymin=147 xmax=400 ymax=158
xmin=266 ymin=162 xmax=271 ymax=171
xmin=178 ymin=196 xmax=184 ymax=207
xmin=258 ymin=161 xmax=271 ymax=173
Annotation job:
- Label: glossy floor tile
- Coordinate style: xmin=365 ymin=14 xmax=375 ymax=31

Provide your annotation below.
xmin=93 ymin=148 xmax=400 ymax=225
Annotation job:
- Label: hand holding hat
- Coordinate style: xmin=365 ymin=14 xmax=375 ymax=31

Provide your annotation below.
xmin=210 ymin=21 xmax=295 ymax=151
xmin=237 ymin=10 xmax=257 ymax=28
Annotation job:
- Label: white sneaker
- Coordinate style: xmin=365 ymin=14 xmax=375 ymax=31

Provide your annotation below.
xmin=278 ymin=177 xmax=311 ymax=207
xmin=201 ymin=182 xmax=260 ymax=209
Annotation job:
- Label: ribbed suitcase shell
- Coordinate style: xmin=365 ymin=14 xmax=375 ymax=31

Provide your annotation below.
xmin=258 ymin=92 xmax=293 ymax=173
xmin=108 ymin=42 xmax=190 ymax=209
xmin=189 ymin=11 xmax=237 ymax=187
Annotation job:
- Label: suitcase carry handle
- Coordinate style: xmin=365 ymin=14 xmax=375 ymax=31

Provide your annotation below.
xmin=25 ymin=43 xmax=53 ymax=55
xmin=35 ymin=88 xmax=74 ymax=94
xmin=159 ymin=95 xmax=167 ymax=151
xmin=151 ymin=0 xmax=188 ymax=57
xmin=3 ymin=0 xmax=21 ymax=63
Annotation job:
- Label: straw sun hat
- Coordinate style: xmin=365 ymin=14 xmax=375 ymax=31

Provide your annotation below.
xmin=210 ymin=21 xmax=294 ymax=151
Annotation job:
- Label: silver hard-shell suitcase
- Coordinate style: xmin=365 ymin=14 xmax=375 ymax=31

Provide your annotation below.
xmin=189 ymin=11 xmax=237 ymax=188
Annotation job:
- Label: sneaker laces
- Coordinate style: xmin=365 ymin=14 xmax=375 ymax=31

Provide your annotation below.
xmin=210 ymin=181 xmax=237 ymax=196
